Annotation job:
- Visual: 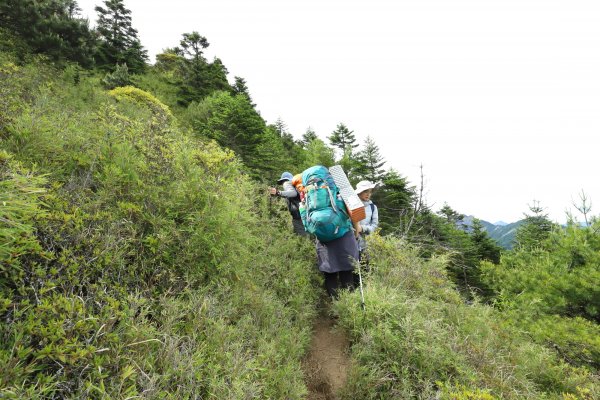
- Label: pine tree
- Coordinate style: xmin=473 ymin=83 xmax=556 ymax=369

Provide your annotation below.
xmin=185 ymin=91 xmax=272 ymax=178
xmin=300 ymin=127 xmax=318 ymax=147
xmin=371 ymin=169 xmax=414 ymax=234
xmin=515 ymin=201 xmax=556 ymax=250
xmin=232 ymin=76 xmax=254 ymax=106
xmin=470 ymin=218 xmax=501 ymax=264
xmin=327 ymin=123 xmax=360 ymax=179
xmin=176 ymin=32 xmax=210 ymax=104
xmin=273 ymin=118 xmax=288 ymax=137
xmin=439 ymin=203 xmax=465 ymax=226
xmin=0 ymin=0 xmax=96 ymax=66
xmin=207 ymin=57 xmax=230 ymax=92
xmin=101 ymin=62 xmax=131 ymax=89
xmin=94 ymin=0 xmax=148 ymax=73
xmin=179 ymin=31 xmax=209 ymax=61
xmin=175 ymin=32 xmax=233 ymax=104
xmin=328 ymin=123 xmax=358 ymax=152
xmin=356 ymin=135 xmax=386 ymax=183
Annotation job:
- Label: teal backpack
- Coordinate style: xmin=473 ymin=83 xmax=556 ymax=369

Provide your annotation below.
xmin=300 ymin=166 xmax=352 ymax=242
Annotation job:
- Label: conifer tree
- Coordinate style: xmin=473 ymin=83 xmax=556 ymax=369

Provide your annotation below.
xmin=515 ymin=201 xmax=556 ymax=250
xmin=0 ymin=0 xmax=96 ymax=66
xmin=268 ymin=118 xmax=304 ymax=165
xmin=232 ymin=76 xmax=254 ymax=106
xmin=176 ymin=32 xmax=232 ymax=104
xmin=300 ymin=127 xmax=318 ymax=147
xmin=371 ymin=169 xmax=414 ymax=234
xmin=208 ymin=57 xmax=230 ymax=92
xmin=328 ymin=123 xmax=358 ymax=152
xmin=470 ymin=218 xmax=501 ymax=264
xmin=328 ymin=123 xmax=360 ymax=179
xmin=439 ymin=203 xmax=465 ymax=226
xmin=185 ymin=91 xmax=278 ymax=179
xmin=356 ymin=135 xmax=386 ymax=183
xmin=94 ymin=0 xmax=147 ymax=73
xmin=179 ymin=31 xmax=209 ymax=61
xmin=273 ymin=118 xmax=290 ymax=136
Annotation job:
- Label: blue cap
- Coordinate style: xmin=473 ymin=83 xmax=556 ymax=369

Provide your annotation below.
xmin=277 ymin=172 xmax=294 ymax=184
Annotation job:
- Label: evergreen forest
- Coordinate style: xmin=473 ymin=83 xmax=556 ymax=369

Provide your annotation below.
xmin=0 ymin=1 xmax=598 ymax=398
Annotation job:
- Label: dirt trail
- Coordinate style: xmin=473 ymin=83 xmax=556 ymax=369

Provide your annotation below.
xmin=303 ymin=313 xmax=352 ymax=400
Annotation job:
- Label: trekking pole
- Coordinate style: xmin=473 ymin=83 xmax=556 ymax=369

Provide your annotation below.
xmin=357 ymin=257 xmax=366 ymax=311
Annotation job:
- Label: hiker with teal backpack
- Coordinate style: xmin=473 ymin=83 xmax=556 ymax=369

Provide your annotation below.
xmin=300 ymin=166 xmax=359 ymax=298
xmin=270 ymin=172 xmax=308 ymax=236
xmin=354 ymin=180 xmax=379 ymax=278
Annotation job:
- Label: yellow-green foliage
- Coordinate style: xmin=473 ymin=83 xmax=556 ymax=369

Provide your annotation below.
xmin=0 ymin=60 xmax=22 ymax=131
xmin=0 ymin=61 xmax=18 ymax=74
xmin=438 ymin=382 xmax=497 ymax=400
xmin=109 ymin=85 xmax=173 ymax=122
xmin=334 ymin=235 xmax=599 ymax=399
xmin=562 ymin=387 xmax=595 ymax=400
xmin=0 ymin=55 xmax=319 ymax=398
xmin=0 ymin=151 xmax=48 ymax=282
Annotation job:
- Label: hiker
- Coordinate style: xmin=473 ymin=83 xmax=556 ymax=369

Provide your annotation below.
xmin=301 ymin=165 xmax=359 ymax=298
xmin=270 ymin=171 xmax=308 ymax=236
xmin=355 ymin=180 xmax=379 ymax=264
xmin=316 ymin=230 xmax=359 ymax=299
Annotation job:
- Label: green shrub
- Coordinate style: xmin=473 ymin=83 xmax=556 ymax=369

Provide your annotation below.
xmin=332 ymin=235 xmax=599 ymax=399
xmin=101 ymin=63 xmax=132 ymax=90
xmin=0 ymin=55 xmax=319 ymax=398
xmin=481 ymin=221 xmax=600 ymax=368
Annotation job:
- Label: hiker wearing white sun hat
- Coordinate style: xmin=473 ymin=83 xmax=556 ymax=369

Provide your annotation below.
xmin=354 ymin=180 xmax=379 ymax=270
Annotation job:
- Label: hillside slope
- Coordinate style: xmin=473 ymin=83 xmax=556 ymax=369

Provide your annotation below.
xmin=2 ymin=53 xmax=598 ymax=400
xmin=0 ymin=55 xmax=320 ymax=398
xmin=463 ymin=215 xmax=524 ymax=249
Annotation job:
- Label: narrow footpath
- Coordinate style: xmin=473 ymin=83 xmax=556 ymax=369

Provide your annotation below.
xmin=303 ymin=311 xmax=352 ymax=400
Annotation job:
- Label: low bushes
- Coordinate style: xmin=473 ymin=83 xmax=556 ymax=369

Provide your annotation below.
xmin=0 ymin=61 xmax=319 ymax=398
xmin=333 ymin=236 xmax=598 ymax=399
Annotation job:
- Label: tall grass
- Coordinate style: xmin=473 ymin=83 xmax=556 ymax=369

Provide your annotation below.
xmin=1 ymin=54 xmax=320 ymax=398
xmin=333 ymin=235 xmax=599 ymax=399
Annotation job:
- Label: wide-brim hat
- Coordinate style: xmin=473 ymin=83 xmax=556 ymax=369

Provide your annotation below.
xmin=277 ymin=171 xmax=294 ymax=184
xmin=355 ymin=180 xmax=376 ymax=195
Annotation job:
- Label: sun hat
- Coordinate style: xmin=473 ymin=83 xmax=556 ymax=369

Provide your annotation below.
xmin=355 ymin=180 xmax=376 ymax=195
xmin=277 ymin=171 xmax=294 ymax=184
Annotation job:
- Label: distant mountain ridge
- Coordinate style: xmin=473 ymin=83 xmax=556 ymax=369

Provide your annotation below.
xmin=461 ymin=215 xmax=524 ymax=249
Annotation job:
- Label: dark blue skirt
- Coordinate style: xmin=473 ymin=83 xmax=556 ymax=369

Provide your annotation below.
xmin=316 ymin=231 xmax=359 ymax=273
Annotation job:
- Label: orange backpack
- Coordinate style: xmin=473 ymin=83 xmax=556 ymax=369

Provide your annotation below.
xmin=291 ymin=174 xmax=305 ymax=200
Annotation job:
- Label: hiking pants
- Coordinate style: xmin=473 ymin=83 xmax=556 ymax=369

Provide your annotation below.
xmin=292 ymin=218 xmax=308 ymax=236
xmin=323 ymin=271 xmax=354 ymax=299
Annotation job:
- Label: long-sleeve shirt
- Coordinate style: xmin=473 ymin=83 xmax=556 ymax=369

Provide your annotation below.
xmin=358 ymin=200 xmax=379 ymax=250
xmin=278 ymin=181 xmax=301 ymax=220
xmin=278 ymin=181 xmax=299 ymax=199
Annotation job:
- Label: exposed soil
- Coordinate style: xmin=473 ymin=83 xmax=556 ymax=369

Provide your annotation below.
xmin=303 ymin=312 xmax=351 ymax=400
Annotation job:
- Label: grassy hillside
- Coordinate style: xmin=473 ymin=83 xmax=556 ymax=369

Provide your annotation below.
xmin=1 ymin=52 xmax=598 ymax=399
xmin=0 ymin=53 xmax=320 ymax=398
xmin=334 ymin=236 xmax=598 ymax=399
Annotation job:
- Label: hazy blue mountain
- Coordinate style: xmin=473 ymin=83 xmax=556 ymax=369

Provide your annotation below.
xmin=462 ymin=216 xmax=524 ymax=249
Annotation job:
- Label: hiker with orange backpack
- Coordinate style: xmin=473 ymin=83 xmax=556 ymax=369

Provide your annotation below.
xmin=270 ymin=172 xmax=308 ymax=236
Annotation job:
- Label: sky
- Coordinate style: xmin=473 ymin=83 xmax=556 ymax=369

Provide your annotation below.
xmin=77 ymin=0 xmax=600 ymax=224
